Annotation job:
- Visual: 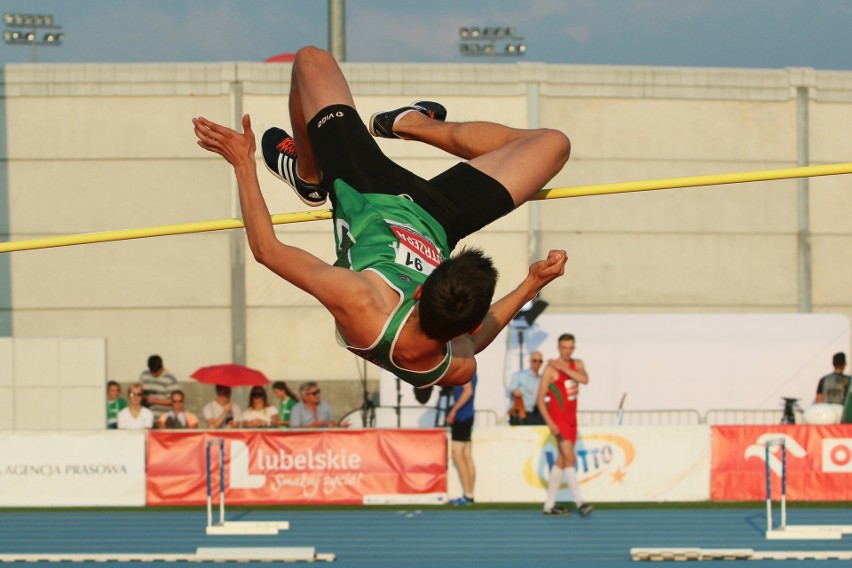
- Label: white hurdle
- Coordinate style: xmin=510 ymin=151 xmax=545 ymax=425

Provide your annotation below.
xmin=764 ymin=437 xmax=852 ymax=540
xmin=205 ymin=437 xmax=290 ymax=536
xmin=0 ymin=549 xmax=337 ymax=563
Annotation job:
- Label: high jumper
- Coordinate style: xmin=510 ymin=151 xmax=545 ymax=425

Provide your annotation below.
xmin=193 ymin=45 xmax=569 ymax=388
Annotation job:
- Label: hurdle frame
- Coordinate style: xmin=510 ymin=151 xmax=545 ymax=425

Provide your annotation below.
xmin=764 ymin=437 xmax=786 ymax=535
xmin=204 ymin=437 xmax=290 ymax=536
xmin=0 ymin=549 xmax=337 ymax=563
xmin=764 ymin=437 xmax=852 ymax=540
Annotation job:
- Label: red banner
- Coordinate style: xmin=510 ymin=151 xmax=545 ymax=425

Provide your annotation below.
xmin=146 ymin=430 xmax=447 ymax=505
xmin=711 ymin=425 xmax=852 ymax=501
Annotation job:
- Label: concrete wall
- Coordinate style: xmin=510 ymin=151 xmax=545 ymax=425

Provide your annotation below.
xmin=2 ymin=61 xmax=851 ymax=415
xmin=0 ymin=337 xmax=106 ymax=430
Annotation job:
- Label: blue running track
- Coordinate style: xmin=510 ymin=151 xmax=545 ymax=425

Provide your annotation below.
xmin=0 ymin=507 xmax=850 ymax=567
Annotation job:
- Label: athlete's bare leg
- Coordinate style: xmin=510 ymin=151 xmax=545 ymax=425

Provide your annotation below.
xmin=451 ymin=440 xmax=476 ymax=498
xmin=289 ymin=46 xmax=569 ymax=206
xmin=556 ymin=438 xmax=577 ymax=469
xmin=391 ymin=112 xmax=570 ymax=207
xmin=287 ymin=46 xmax=357 ymax=185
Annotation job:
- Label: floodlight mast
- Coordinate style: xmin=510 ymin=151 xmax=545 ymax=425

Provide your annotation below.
xmin=3 ymin=12 xmax=64 ymax=63
xmin=459 ymin=26 xmax=525 ymax=63
xmin=511 ymin=298 xmax=548 ymax=370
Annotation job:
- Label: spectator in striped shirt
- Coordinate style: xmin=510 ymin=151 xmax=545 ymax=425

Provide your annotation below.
xmin=139 ymin=354 xmax=179 ymax=424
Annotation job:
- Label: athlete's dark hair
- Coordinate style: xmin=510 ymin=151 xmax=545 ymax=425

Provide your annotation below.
xmin=419 ymin=247 xmax=498 ymax=342
xmin=833 ymin=352 xmax=846 ymax=368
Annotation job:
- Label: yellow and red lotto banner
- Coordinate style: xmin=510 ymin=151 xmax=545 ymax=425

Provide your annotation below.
xmin=146 ymin=430 xmax=446 ymax=505
xmin=711 ymin=425 xmax=852 ymax=501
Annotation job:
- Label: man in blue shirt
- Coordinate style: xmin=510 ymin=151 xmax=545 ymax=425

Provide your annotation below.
xmin=448 ymin=373 xmax=477 ymax=506
xmin=507 ymin=351 xmax=545 ymax=425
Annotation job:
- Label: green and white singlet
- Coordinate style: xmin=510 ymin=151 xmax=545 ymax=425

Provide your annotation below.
xmin=332 ymin=179 xmax=454 ymax=388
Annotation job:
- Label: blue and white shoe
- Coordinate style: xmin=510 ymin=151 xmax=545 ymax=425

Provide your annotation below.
xmin=261 ymin=127 xmax=327 ymax=207
xmin=450 ymin=495 xmax=474 ymax=506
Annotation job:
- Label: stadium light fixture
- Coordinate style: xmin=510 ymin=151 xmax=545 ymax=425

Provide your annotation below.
xmin=2 ymin=12 xmax=63 ymax=63
xmin=458 ymin=25 xmax=525 ymax=63
xmin=511 ymin=297 xmax=548 ymax=371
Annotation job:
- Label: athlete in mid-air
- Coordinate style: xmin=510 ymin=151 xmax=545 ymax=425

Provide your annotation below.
xmin=193 ymin=45 xmax=570 ymax=389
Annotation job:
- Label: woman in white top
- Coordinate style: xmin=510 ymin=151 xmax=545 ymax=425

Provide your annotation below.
xmin=242 ymin=386 xmax=279 ymax=428
xmin=117 ymin=383 xmax=154 ymax=429
xmin=203 ymin=385 xmax=242 ymax=428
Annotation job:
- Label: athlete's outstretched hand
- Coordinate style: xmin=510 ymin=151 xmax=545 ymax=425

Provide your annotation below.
xmin=527 ymin=249 xmax=567 ymax=289
xmin=468 ymin=249 xmax=567 ymax=356
xmin=192 ymin=114 xmax=256 ymax=169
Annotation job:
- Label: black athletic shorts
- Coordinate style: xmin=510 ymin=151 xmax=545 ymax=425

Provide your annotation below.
xmin=450 ymin=417 xmax=474 ymax=442
xmin=306 ymin=104 xmax=514 ymax=250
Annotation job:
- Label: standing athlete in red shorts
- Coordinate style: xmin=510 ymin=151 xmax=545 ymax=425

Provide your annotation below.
xmin=537 ymin=333 xmax=593 ymax=517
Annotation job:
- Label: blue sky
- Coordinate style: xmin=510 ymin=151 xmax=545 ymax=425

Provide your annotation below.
xmin=2 ymin=0 xmax=851 ymax=70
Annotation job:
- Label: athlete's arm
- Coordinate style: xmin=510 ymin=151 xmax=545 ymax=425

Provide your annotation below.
xmin=566 ymin=359 xmax=589 ymax=384
xmin=548 ymin=358 xmax=589 ymax=384
xmin=193 ymin=114 xmax=375 ymax=322
xmin=468 ymin=250 xmax=567 ymax=354
xmin=446 ymin=381 xmax=473 ymax=425
xmin=815 ymin=377 xmax=825 ymax=403
xmin=435 ymin=336 xmax=478 ymax=387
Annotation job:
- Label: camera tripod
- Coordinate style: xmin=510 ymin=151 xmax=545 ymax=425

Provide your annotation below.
xmin=780 ymin=397 xmax=799 ymax=425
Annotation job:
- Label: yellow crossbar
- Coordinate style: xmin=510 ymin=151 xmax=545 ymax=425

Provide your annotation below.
xmin=2 ymin=162 xmax=851 ymax=254
xmin=536 ymin=162 xmax=852 ymax=200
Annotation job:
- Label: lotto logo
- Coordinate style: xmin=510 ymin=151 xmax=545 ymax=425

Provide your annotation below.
xmin=822 ymin=438 xmax=852 ymax=473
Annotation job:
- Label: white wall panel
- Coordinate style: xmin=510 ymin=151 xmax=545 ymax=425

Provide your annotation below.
xmin=3 ymin=61 xmax=852 ymax=405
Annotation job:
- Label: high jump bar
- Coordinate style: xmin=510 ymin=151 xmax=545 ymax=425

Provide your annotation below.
xmin=2 ymin=162 xmax=851 ymax=254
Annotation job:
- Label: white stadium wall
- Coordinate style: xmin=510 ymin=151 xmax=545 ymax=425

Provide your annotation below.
xmin=380 ymin=313 xmax=851 ymax=423
xmin=1 ymin=62 xmax=852 ymax=400
xmin=0 ymin=337 xmax=107 ymax=430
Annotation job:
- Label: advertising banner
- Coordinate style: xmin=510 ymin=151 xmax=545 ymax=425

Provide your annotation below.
xmin=0 ymin=431 xmax=146 ymax=506
xmin=457 ymin=425 xmax=710 ymax=502
xmin=147 ymin=429 xmax=447 ymax=505
xmin=711 ymin=424 xmax=852 ymax=501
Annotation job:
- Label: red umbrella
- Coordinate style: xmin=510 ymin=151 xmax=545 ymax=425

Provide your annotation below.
xmin=190 ymin=364 xmax=270 ymax=387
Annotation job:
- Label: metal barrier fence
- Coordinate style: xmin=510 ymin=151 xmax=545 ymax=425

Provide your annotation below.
xmin=340 ymin=405 xmax=500 ymax=429
xmin=703 ymin=408 xmax=804 ymax=425
xmin=341 ymin=405 xmax=798 ymax=427
xmin=578 ymin=409 xmax=796 ymax=426
xmin=577 ymin=410 xmax=703 ymax=426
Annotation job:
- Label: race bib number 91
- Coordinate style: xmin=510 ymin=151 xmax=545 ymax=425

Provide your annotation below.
xmin=388 ymin=222 xmax=442 ymax=276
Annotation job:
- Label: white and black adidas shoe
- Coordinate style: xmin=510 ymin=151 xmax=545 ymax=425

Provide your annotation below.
xmin=261 ymin=127 xmax=327 ymax=207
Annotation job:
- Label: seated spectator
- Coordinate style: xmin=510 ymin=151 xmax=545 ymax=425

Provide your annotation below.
xmin=242 ymin=386 xmax=279 ymax=428
xmin=117 ymin=383 xmax=154 ymax=430
xmin=158 ymin=390 xmax=199 ymax=429
xmin=506 ymin=351 xmax=545 ymax=425
xmin=106 ymin=380 xmax=127 ymax=429
xmin=203 ymin=384 xmax=242 ymax=428
xmin=290 ymin=382 xmax=348 ymax=428
xmin=272 ymin=380 xmax=299 ymax=428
